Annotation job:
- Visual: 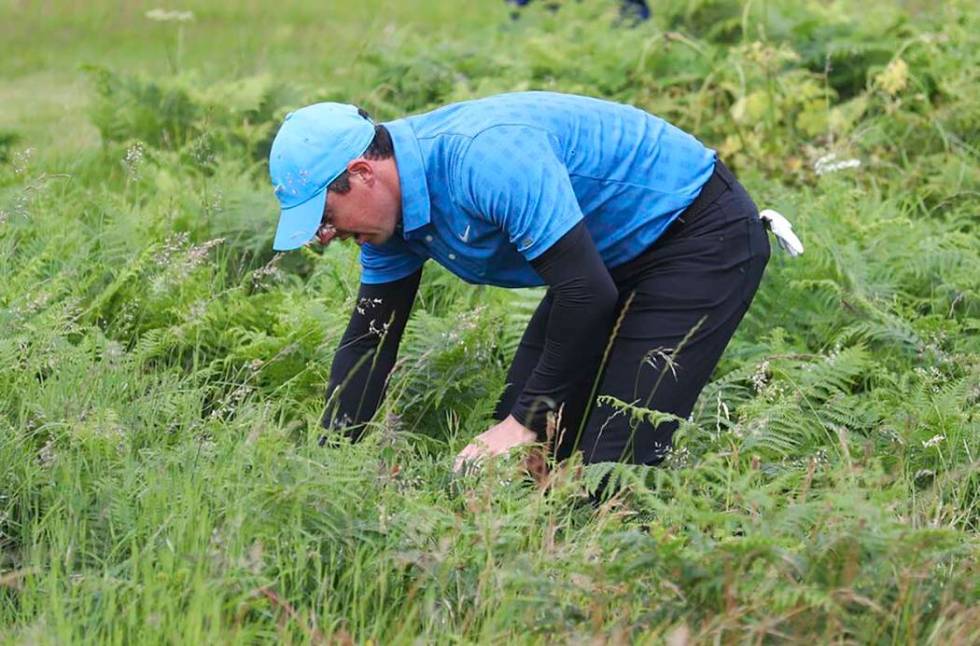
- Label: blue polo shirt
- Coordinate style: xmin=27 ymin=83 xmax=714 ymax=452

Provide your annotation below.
xmin=361 ymin=92 xmax=716 ymax=287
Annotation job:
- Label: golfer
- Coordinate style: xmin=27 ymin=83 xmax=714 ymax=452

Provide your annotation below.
xmin=269 ymin=92 xmax=772 ymax=470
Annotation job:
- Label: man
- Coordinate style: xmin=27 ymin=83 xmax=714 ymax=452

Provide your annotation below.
xmin=269 ymin=92 xmax=772 ymax=471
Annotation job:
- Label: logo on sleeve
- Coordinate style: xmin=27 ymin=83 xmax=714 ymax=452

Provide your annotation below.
xmin=458 ymin=224 xmax=472 ymax=243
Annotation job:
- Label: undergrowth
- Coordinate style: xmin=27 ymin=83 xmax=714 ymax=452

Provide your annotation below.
xmin=1 ymin=0 xmax=977 ymax=642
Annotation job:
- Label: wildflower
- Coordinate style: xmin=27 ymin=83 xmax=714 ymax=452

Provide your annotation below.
xmin=155 ymin=232 xmax=190 ymax=267
xmin=210 ymin=383 xmax=251 ymax=420
xmin=814 ymin=153 xmax=861 ymax=176
xmin=251 ymin=256 xmax=284 ymax=291
xmin=875 ymin=58 xmax=909 ymax=96
xmin=151 ymin=235 xmax=223 ymax=294
xmin=922 ymin=434 xmax=945 ymax=449
xmin=23 ymin=291 xmax=51 ymax=315
xmin=368 ymin=318 xmax=391 ymax=337
xmin=12 ymin=147 xmax=33 ymax=175
xmin=184 ymin=237 xmax=225 ymax=269
xmin=122 ymin=141 xmax=145 ymax=181
xmin=664 ymin=445 xmax=690 ymax=468
xmin=356 ymin=297 xmax=383 ymax=316
xmin=189 ymin=134 xmax=217 ymax=168
xmin=204 ymin=189 xmax=223 ymax=215
xmin=751 ymin=360 xmax=770 ymax=393
xmin=145 ymin=8 xmax=194 ymax=22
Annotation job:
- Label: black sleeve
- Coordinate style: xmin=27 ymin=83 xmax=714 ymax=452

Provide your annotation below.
xmin=512 ymin=221 xmax=619 ymax=439
xmin=321 ymin=268 xmax=422 ymax=442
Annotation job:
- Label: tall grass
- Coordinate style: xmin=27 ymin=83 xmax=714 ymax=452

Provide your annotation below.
xmin=1 ymin=0 xmax=978 ymax=642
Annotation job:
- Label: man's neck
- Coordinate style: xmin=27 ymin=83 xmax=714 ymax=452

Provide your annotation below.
xmin=380 ymin=155 xmax=404 ymax=232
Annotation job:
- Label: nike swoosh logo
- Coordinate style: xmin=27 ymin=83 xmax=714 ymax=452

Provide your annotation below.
xmin=458 ymin=224 xmax=471 ymax=243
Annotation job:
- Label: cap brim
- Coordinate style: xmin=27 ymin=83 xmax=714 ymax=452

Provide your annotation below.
xmin=272 ymin=187 xmax=327 ymax=251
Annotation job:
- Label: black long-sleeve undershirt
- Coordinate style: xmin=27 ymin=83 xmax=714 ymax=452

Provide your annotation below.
xmin=321 ymin=221 xmax=619 ymax=442
xmin=508 ymin=222 xmax=619 ymax=438
xmin=321 ymin=269 xmax=421 ymax=442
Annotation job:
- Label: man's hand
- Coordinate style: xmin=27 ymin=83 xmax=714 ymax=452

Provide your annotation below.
xmin=453 ymin=415 xmax=537 ymax=473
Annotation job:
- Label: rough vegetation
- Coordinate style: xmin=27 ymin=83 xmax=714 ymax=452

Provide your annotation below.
xmin=1 ymin=0 xmax=977 ymax=642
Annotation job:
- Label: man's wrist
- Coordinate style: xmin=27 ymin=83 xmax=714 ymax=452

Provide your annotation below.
xmin=508 ymin=402 xmax=552 ymax=442
xmin=502 ymin=414 xmax=538 ymax=443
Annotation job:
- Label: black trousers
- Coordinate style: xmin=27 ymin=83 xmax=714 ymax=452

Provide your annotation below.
xmin=493 ymin=161 xmax=770 ymax=465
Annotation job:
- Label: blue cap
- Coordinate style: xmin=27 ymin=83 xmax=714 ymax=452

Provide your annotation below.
xmin=269 ymin=103 xmax=375 ymax=251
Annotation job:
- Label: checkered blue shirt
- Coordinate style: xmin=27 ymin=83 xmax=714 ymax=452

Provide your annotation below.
xmin=360 ymin=92 xmax=716 ymax=286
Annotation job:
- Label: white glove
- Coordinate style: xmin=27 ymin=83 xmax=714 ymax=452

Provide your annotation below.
xmin=760 ymin=209 xmax=804 ymax=257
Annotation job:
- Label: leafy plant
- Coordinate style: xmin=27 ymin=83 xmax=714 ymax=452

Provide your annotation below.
xmin=1 ymin=0 xmax=978 ymax=642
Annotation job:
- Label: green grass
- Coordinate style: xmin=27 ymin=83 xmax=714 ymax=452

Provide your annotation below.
xmin=1 ymin=0 xmax=978 ymax=642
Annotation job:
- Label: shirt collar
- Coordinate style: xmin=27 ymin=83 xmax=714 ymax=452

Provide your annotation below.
xmin=384 ymin=118 xmax=431 ymax=236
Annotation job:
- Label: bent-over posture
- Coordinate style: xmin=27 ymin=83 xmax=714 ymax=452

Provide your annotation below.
xmin=268 ymin=92 xmax=771 ymax=469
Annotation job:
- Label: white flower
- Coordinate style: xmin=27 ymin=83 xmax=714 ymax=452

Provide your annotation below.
xmin=145 ymin=8 xmax=194 ymax=22
xmin=12 ymin=147 xmax=34 ymax=175
xmin=123 ymin=141 xmax=145 ymax=180
xmin=751 ymin=360 xmax=770 ymax=393
xmin=922 ymin=434 xmax=946 ymax=449
xmin=814 ymin=152 xmax=861 ymax=176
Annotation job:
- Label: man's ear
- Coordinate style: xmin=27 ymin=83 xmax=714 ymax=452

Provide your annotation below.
xmin=347 ymin=159 xmax=374 ymax=186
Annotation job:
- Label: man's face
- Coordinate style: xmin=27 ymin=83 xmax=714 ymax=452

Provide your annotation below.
xmin=316 ymin=159 xmax=400 ymax=248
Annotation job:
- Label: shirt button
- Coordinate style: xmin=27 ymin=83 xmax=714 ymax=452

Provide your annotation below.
xmin=448 ymin=253 xmax=456 ymax=260
xmin=424 ymin=235 xmax=434 ymax=242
